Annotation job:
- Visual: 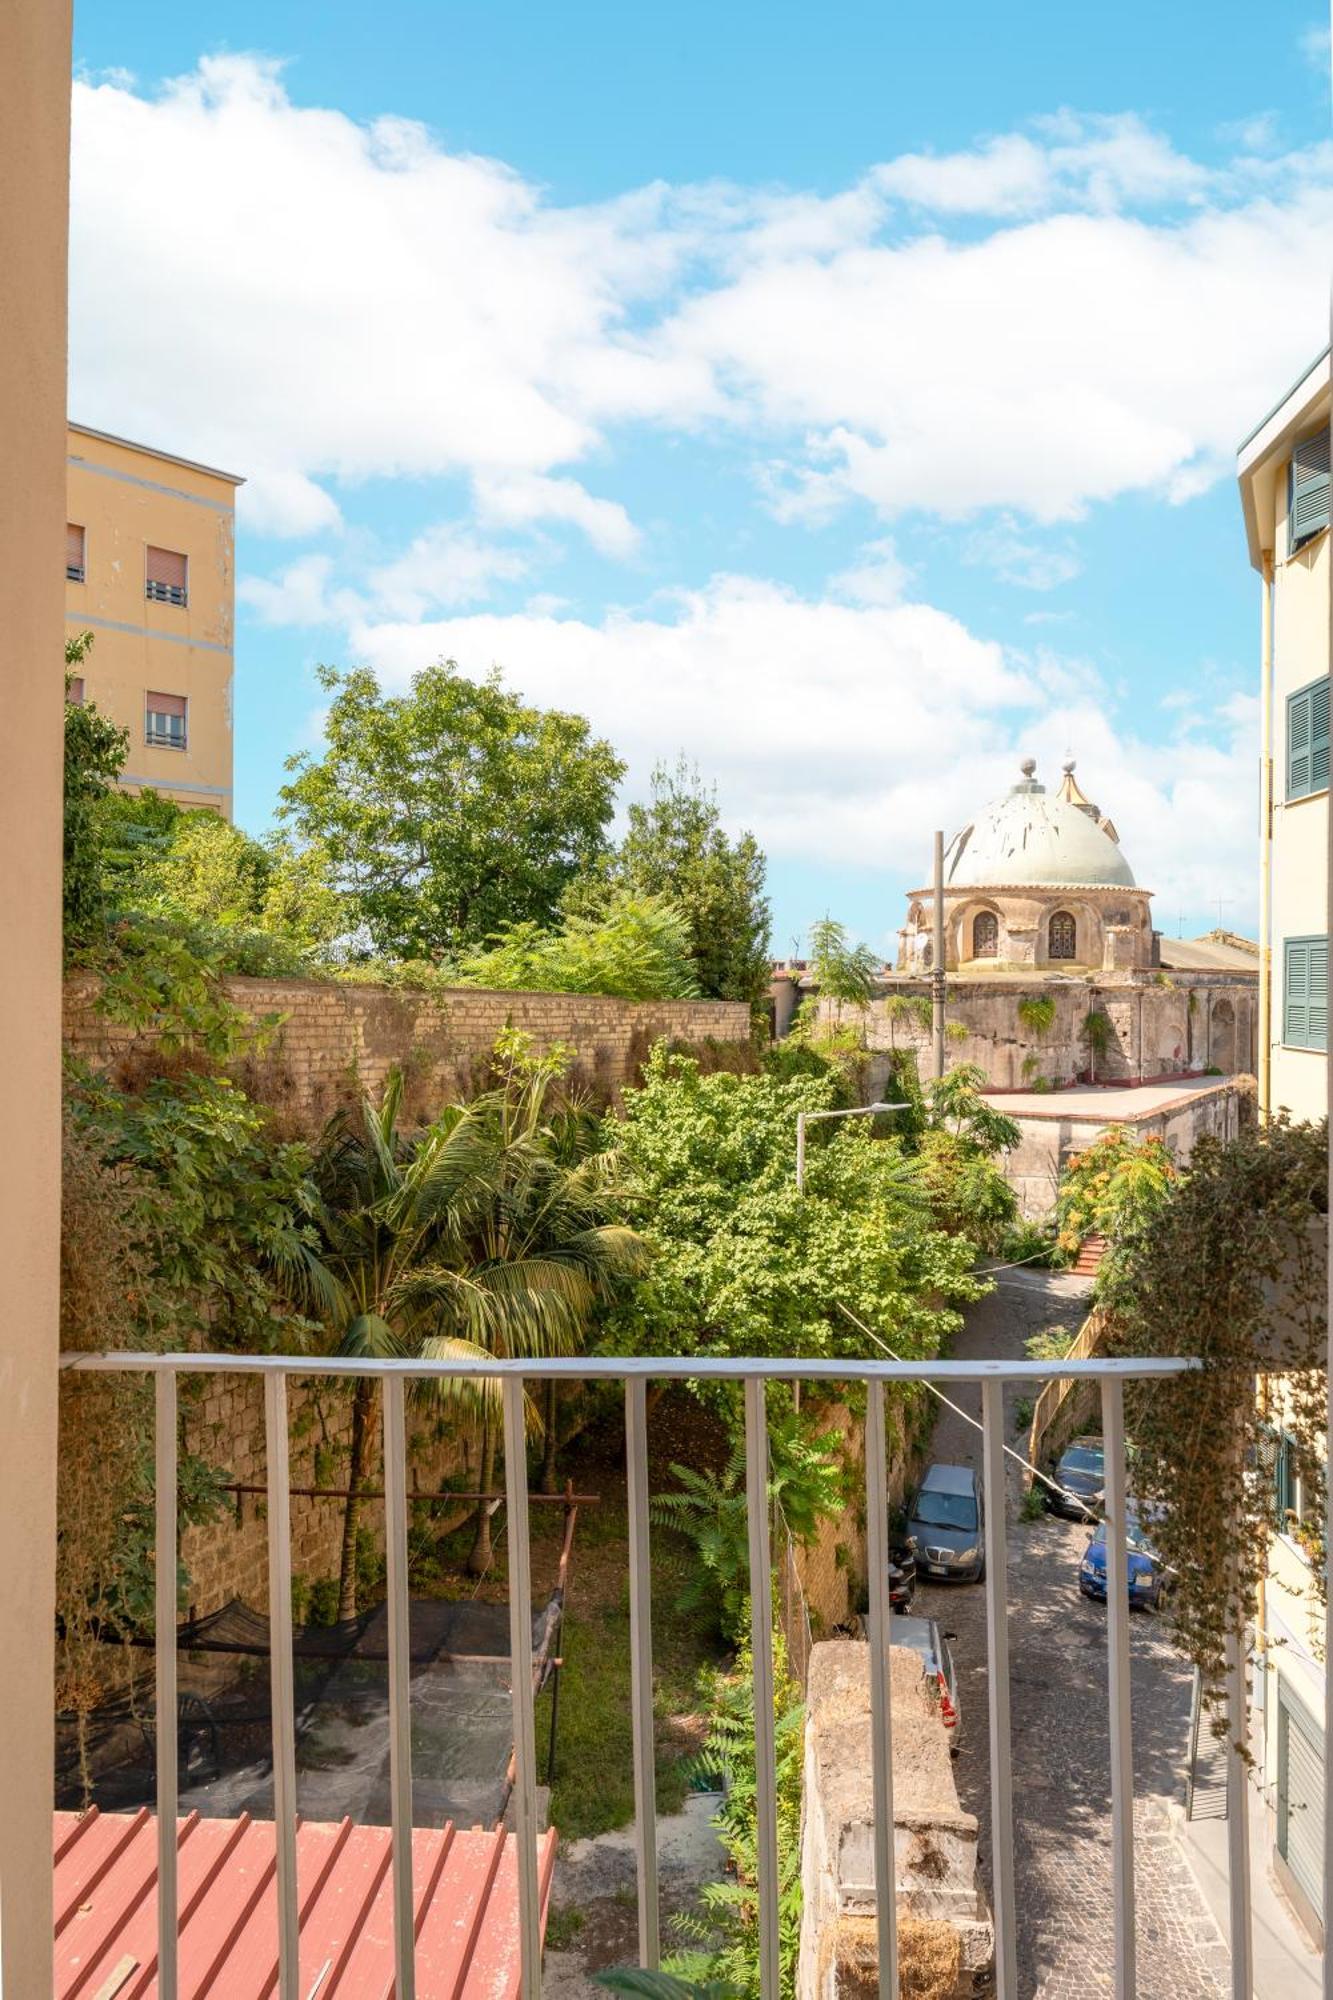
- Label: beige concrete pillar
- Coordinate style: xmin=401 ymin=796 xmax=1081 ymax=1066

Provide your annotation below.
xmin=0 ymin=2 xmax=72 ymax=1989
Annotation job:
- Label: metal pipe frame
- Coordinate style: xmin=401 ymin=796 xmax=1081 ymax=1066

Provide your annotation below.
xmin=863 ymin=1378 xmax=898 ymax=1998
xmin=624 ymin=1378 xmax=660 ymax=1966
xmin=383 ymin=1377 xmax=416 ymax=2000
xmin=110 ymin=1346 xmax=1240 ymax=2000
xmin=1100 ymin=1378 xmax=1135 ymax=1998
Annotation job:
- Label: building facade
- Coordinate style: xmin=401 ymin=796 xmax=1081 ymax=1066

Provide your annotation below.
xmin=1238 ymin=353 xmax=1330 ymax=1943
xmin=65 ymin=423 xmax=242 ymax=816
xmin=1238 ymin=349 xmax=1330 ymax=1126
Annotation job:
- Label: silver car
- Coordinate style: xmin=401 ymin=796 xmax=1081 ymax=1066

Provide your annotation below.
xmin=906 ymin=1462 xmax=985 ymax=1583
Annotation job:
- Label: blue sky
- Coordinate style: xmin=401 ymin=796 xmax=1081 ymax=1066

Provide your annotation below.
xmin=71 ymin=2 xmax=1332 ymax=951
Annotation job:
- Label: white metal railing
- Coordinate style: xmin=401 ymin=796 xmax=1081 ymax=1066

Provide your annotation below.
xmin=63 ymin=1348 xmax=1251 ymax=2000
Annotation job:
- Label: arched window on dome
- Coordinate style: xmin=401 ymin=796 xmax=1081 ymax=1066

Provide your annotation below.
xmin=972 ymin=910 xmax=998 ymax=960
xmin=1048 ymin=911 xmax=1077 ymax=960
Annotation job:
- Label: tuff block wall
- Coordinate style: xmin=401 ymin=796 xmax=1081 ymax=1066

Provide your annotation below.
xmin=64 ymin=974 xmax=754 ymax=1130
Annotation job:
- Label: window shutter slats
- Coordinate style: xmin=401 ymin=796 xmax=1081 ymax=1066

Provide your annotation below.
xmin=1309 ymin=940 xmax=1329 ymax=1048
xmin=1288 ymin=689 xmax=1312 ymax=797
xmin=145 ymin=545 xmax=188 ymax=604
xmin=66 ymin=523 xmax=85 ymax=579
xmin=1312 ymin=679 xmax=1330 ymax=792
xmin=147 ymin=691 xmax=187 ymax=718
xmin=1284 ymin=937 xmax=1329 ymax=1050
xmin=1291 ymin=429 xmax=1331 ymax=550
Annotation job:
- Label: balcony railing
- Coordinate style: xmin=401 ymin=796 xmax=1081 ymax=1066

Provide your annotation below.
xmin=63 ymin=1347 xmax=1268 ymax=2000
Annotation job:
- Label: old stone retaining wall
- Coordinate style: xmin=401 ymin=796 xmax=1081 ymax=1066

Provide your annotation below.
xmin=174 ymin=1375 xmax=474 ymax=1621
xmin=64 ymin=975 xmax=754 ymax=1133
xmin=833 ymin=973 xmax=1257 ymax=1093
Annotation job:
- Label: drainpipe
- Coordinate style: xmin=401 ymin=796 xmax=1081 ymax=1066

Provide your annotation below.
xmin=931 ymin=830 xmax=946 ymax=1079
xmin=1257 ymin=550 xmax=1275 ymax=1119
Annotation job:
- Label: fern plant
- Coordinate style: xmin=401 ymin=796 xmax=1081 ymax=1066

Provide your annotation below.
xmin=668 ymin=1616 xmax=805 ymax=2000
xmin=650 ymin=1416 xmax=844 ymax=1640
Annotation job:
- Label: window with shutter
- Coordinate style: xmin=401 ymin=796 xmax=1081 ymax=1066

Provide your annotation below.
xmin=1284 ymin=936 xmax=1329 ymax=1051
xmin=145 ymin=545 xmax=188 ymax=606
xmin=66 ymin=523 xmax=86 ymax=582
xmin=146 ymin=691 xmax=187 ymax=749
xmin=1289 ymin=429 xmax=1330 ymax=552
xmin=67 ymin=678 xmax=85 ymax=707
xmin=1286 ymin=679 xmax=1330 ymax=800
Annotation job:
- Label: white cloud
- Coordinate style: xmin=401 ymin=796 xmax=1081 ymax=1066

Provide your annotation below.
xmin=320 ymin=572 xmax=1255 ymax=923
xmin=830 ymin=537 xmax=911 ymax=606
xmin=69 ymin=59 xmax=1333 ymax=540
xmin=964 ymin=519 xmax=1081 ymax=590
xmin=238 ymin=552 xmax=340 ymax=626
xmin=473 ymin=471 xmax=641 ymax=557
xmin=1301 ymin=22 xmax=1331 ymax=71
xmin=365 ymin=524 xmax=530 ymax=618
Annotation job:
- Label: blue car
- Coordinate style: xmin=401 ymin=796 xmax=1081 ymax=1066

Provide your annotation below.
xmin=1078 ymin=1508 xmax=1168 ymax=1610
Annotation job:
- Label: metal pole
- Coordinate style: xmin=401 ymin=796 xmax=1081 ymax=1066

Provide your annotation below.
xmin=932 ymin=829 xmax=946 ymax=1079
xmin=503 ymin=1377 xmax=542 ymax=2000
xmin=1226 ymin=1618 xmax=1254 ymax=1999
xmin=795 ymin=1112 xmax=806 ymax=1195
xmin=383 ymin=1377 xmax=416 ymax=2000
xmin=864 ymin=1379 xmax=898 ymax=1998
xmin=981 ymin=1379 xmax=1018 ymax=1999
xmin=744 ymin=1377 xmax=781 ymax=2000
xmin=154 ymin=1369 xmax=178 ymax=2000
xmin=1323 ymin=200 xmax=1333 ymax=1990
xmin=625 ymin=1378 xmax=660 ymax=1966
xmin=263 ymin=1371 xmax=300 ymax=2000
xmin=1100 ymin=1379 xmax=1135 ymax=1999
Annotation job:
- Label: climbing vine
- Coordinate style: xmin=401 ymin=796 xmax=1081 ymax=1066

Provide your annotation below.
xmin=1103 ymin=1117 xmax=1327 ymax=1714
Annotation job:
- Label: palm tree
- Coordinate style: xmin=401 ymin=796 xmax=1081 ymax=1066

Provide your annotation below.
xmin=310 ymin=1038 xmax=646 ymax=1612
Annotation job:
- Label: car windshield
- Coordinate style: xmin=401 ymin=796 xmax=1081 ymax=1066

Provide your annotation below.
xmin=1090 ymin=1515 xmax=1156 ymax=1556
xmin=1061 ymin=1448 xmax=1104 ymax=1474
xmin=913 ymin=1491 xmax=977 ymax=1531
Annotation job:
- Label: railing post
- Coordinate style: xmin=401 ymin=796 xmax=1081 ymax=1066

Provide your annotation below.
xmin=982 ymin=1377 xmax=1018 ymax=2000
xmin=1100 ymin=1377 xmax=1135 ymax=1999
xmin=864 ymin=1378 xmax=899 ymax=1999
xmin=383 ymin=1376 xmax=416 ymax=2000
xmin=154 ymin=1369 xmax=178 ymax=2000
xmin=624 ymin=1377 xmax=660 ymax=1965
xmin=744 ymin=1376 xmax=781 ymax=2000
xmin=264 ymin=1370 xmax=300 ymax=2000
xmin=1226 ymin=1620 xmax=1254 ymax=1999
xmin=503 ymin=1375 xmax=542 ymax=2000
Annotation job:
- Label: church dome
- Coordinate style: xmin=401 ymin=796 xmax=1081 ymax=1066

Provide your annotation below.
xmin=944 ymin=760 xmax=1136 ymax=891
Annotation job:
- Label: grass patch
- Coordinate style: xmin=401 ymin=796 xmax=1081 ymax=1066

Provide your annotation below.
xmin=544 ymin=1905 xmax=586 ymax=1951
xmin=534 ymin=1501 xmax=724 ymax=1839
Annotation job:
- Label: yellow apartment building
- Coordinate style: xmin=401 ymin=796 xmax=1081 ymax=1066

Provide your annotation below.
xmin=1238 ymin=351 xmax=1330 ymax=1940
xmin=65 ymin=423 xmax=243 ymax=815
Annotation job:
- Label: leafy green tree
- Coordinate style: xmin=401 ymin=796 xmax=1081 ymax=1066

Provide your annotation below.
xmin=461 ymin=892 xmax=699 ymax=1000
xmin=807 ymin=917 xmax=881 ymax=1024
xmin=604 ymin=759 xmax=771 ymax=1006
xmin=609 ymin=1047 xmax=980 ymax=1371
xmin=928 ymin=1062 xmax=1022 ymax=1155
xmin=309 ymin=1035 xmax=646 ymax=1607
xmin=279 ymin=662 xmax=624 ymax=960
xmin=64 ymin=633 xmax=130 ymax=954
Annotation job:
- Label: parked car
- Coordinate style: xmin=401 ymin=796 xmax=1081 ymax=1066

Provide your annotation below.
xmin=890 ymin=1611 xmax=961 ymax=1753
xmin=906 ymin=1463 xmax=985 ymax=1583
xmin=1046 ymin=1438 xmax=1106 ymax=1520
xmin=1078 ymin=1506 xmax=1169 ymax=1609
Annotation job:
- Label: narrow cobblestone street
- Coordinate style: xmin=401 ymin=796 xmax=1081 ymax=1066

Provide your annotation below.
xmin=912 ymin=1267 xmax=1232 ymax=1998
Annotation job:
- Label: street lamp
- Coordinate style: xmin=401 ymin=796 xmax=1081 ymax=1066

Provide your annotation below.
xmin=795 ymin=1101 xmax=907 ymax=1193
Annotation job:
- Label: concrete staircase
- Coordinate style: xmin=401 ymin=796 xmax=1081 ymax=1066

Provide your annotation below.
xmin=1072 ymin=1232 xmax=1107 ymax=1279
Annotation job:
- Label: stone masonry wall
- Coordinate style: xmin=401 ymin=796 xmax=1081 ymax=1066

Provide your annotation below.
xmin=64 ymin=975 xmax=754 ymax=1134
xmin=845 ymin=973 xmax=1257 ymax=1093
xmin=177 ymin=1374 xmax=475 ymax=1621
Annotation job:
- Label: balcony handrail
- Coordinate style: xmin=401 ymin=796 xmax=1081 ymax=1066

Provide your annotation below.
xmin=62 ymin=1346 xmax=1249 ymax=2000
xmin=60 ymin=1349 xmax=1203 ymax=1380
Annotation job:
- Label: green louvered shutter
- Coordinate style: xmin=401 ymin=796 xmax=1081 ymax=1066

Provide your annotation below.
xmin=1289 ymin=688 xmax=1312 ymax=797
xmin=1290 ymin=429 xmax=1331 ymax=551
xmin=1312 ymin=678 xmax=1330 ymax=792
xmin=1285 ymin=940 xmax=1310 ymax=1046
xmin=1310 ymin=938 xmax=1329 ymax=1050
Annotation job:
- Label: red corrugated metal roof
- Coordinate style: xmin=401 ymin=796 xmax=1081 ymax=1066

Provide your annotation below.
xmin=53 ymin=1809 xmax=556 ymax=1999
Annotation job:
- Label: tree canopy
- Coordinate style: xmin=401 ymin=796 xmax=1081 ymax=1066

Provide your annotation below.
xmin=603 ymin=759 xmax=771 ymax=1007
xmin=279 ymin=662 xmax=624 ymax=960
xmin=607 ymin=1046 xmax=982 ymax=1369
xmin=460 ymin=891 xmax=700 ymax=1000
